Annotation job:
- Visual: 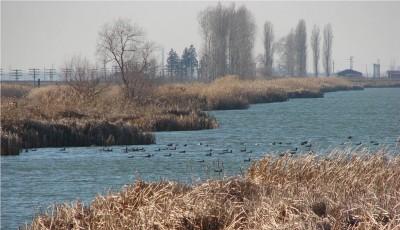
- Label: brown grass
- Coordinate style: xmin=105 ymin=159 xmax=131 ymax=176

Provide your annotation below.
xmin=26 ymin=149 xmax=400 ymax=229
xmin=156 ymin=76 xmax=358 ymax=110
xmin=2 ymin=76 xmax=395 ymax=155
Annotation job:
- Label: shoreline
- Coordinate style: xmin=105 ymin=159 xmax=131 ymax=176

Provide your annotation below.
xmin=1 ymin=77 xmax=399 ymax=155
xmin=26 ymin=149 xmax=400 ymax=229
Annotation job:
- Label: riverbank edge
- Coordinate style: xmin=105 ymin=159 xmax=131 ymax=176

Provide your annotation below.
xmin=26 ymin=149 xmax=400 ymax=229
xmin=1 ymin=79 xmax=399 ymax=156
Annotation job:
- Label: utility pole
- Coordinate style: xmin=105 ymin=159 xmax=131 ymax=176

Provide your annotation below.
xmin=89 ymin=68 xmax=98 ymax=80
xmin=29 ymin=68 xmax=40 ymax=86
xmin=62 ymin=68 xmax=73 ymax=82
xmin=102 ymin=59 xmax=108 ymax=81
xmin=10 ymin=69 xmax=23 ymax=81
xmin=45 ymin=67 xmax=57 ymax=81
xmin=347 ymin=56 xmax=354 ymax=70
xmin=162 ymin=47 xmax=165 ymax=78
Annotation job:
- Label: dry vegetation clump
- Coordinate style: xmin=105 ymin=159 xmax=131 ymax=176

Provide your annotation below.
xmin=158 ymin=76 xmax=356 ymax=110
xmin=1 ymin=119 xmax=154 ymax=151
xmin=0 ymin=83 xmax=218 ymax=154
xmin=27 ymin=149 xmax=400 ymax=230
xmin=0 ymin=76 xmax=384 ymax=154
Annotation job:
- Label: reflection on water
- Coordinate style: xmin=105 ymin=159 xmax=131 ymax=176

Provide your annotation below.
xmin=1 ymin=88 xmax=400 ymax=229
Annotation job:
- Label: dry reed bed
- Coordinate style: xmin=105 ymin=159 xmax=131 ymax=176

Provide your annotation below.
xmin=27 ymin=149 xmax=400 ymax=230
xmin=157 ymin=76 xmax=358 ymax=110
xmin=0 ymin=76 xmax=367 ymax=155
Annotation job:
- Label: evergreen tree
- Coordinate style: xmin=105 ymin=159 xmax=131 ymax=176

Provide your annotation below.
xmin=188 ymin=45 xmax=199 ymax=79
xmin=166 ymin=49 xmax=179 ymax=79
xmin=181 ymin=47 xmax=190 ymax=78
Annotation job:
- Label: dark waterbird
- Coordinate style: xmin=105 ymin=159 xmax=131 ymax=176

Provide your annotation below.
xmin=246 ymin=150 xmax=253 ymax=154
xmin=169 ymin=146 xmax=177 ymax=150
xmin=355 ymin=142 xmax=362 ymax=146
xmin=301 ymin=141 xmax=308 ymax=145
xmin=144 ymin=154 xmax=152 ymax=158
xmin=128 ymin=155 xmax=134 ymax=158
xmin=244 ymin=158 xmax=251 ymax=162
xmin=370 ymin=141 xmax=379 ymax=145
xmin=179 ymin=150 xmax=186 ymax=153
xmin=348 ymin=136 xmax=353 ymax=139
xmin=197 ymin=159 xmax=205 ymax=163
xmin=290 ymin=148 xmax=297 ymax=154
xmin=164 ymin=153 xmax=172 ymax=157
xmin=59 ymin=147 xmax=66 ymax=151
xmin=167 ymin=143 xmax=174 ymax=147
xmin=205 ymin=152 xmax=212 ymax=157
xmin=305 ymin=143 xmax=312 ymax=148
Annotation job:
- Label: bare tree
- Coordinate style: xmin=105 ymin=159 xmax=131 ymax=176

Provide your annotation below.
xmin=323 ymin=24 xmax=333 ymax=76
xmin=263 ymin=21 xmax=274 ymax=76
xmin=229 ymin=5 xmax=255 ymax=78
xmin=276 ymin=30 xmax=296 ymax=76
xmin=310 ymin=25 xmax=320 ymax=77
xmin=97 ymin=18 xmax=152 ymax=98
xmin=295 ymin=19 xmax=307 ymax=76
xmin=63 ymin=56 xmax=103 ymax=98
xmin=198 ymin=3 xmax=255 ymax=81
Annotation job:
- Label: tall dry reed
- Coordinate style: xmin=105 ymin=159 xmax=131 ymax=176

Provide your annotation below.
xmin=27 ymin=149 xmax=400 ymax=230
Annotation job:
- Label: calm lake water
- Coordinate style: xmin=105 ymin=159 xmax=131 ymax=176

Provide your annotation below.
xmin=1 ymin=88 xmax=400 ymax=229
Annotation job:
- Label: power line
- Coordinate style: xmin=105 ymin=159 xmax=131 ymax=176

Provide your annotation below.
xmin=9 ymin=69 xmax=23 ymax=81
xmin=45 ymin=68 xmax=57 ymax=81
xmin=29 ymin=68 xmax=40 ymax=86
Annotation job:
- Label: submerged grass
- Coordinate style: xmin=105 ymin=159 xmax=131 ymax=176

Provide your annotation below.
xmin=27 ymin=149 xmax=400 ymax=229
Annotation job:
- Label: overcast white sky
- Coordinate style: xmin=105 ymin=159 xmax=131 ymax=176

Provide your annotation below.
xmin=2 ymin=1 xmax=400 ymax=74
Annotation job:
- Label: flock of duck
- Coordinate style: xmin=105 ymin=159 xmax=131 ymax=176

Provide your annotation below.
xmin=20 ymin=136 xmax=394 ymax=174
xmin=23 ymin=136 xmax=388 ymax=157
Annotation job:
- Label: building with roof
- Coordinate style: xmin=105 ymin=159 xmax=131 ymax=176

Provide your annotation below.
xmin=387 ymin=70 xmax=400 ymax=79
xmin=336 ymin=69 xmax=363 ymax=77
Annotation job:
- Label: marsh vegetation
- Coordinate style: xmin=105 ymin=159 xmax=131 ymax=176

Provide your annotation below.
xmin=27 ymin=149 xmax=400 ymax=230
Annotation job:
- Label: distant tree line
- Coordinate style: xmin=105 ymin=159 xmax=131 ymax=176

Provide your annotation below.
xmin=61 ymin=3 xmax=336 ymax=100
xmin=198 ymin=3 xmax=256 ymax=81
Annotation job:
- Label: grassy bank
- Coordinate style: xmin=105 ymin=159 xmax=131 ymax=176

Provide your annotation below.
xmin=346 ymin=77 xmax=400 ymax=88
xmin=2 ymin=76 xmax=398 ymax=155
xmin=157 ymin=76 xmax=359 ymax=110
xmin=26 ymin=149 xmax=400 ymax=229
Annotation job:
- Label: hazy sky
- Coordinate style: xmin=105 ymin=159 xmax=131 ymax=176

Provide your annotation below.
xmin=2 ymin=1 xmax=400 ymax=73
